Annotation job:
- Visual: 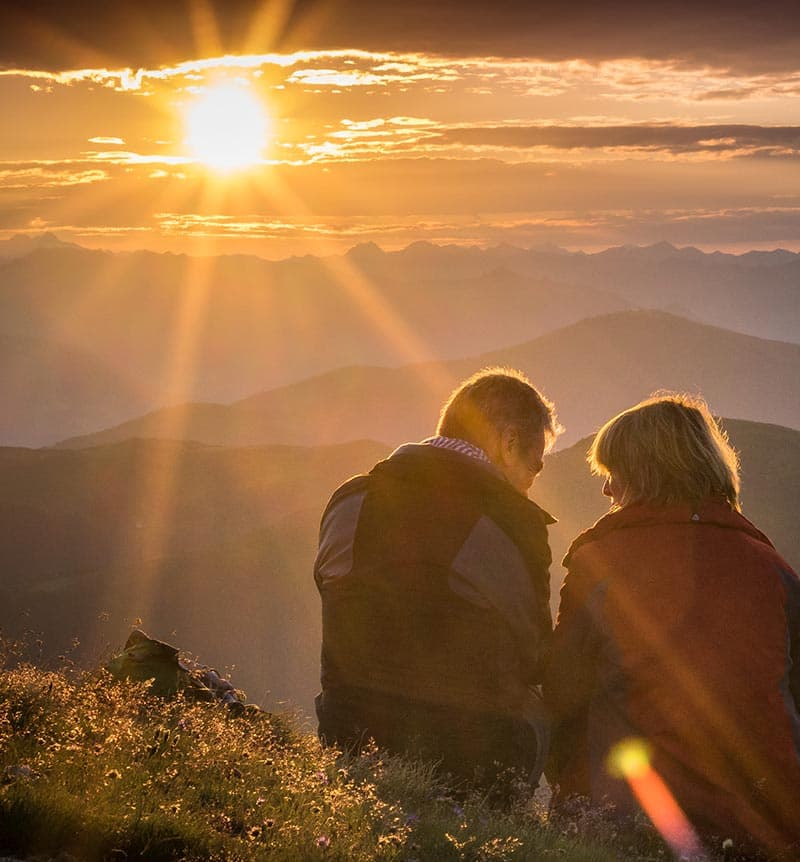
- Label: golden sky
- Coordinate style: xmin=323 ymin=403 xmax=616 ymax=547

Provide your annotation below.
xmin=2 ymin=0 xmax=799 ymax=256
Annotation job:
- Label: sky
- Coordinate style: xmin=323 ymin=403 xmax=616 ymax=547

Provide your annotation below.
xmin=2 ymin=0 xmax=800 ymax=257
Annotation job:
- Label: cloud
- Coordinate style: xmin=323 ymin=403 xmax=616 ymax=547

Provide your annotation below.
xmin=1 ymin=154 xmax=796 ymax=228
xmin=5 ymin=51 xmax=797 ymax=122
xmin=435 ymin=125 xmax=800 ymax=159
xmin=1 ymin=1 xmax=798 ymax=74
xmin=0 ymin=163 xmax=109 ymax=189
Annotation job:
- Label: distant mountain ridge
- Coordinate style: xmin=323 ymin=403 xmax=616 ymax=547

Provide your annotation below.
xmin=2 ymin=234 xmax=798 ymax=446
xmin=57 ymin=310 xmax=800 ymax=450
xmin=344 ymin=239 xmax=800 ymax=343
xmin=0 ymin=238 xmax=630 ymax=445
xmin=0 ymin=231 xmax=81 ymax=259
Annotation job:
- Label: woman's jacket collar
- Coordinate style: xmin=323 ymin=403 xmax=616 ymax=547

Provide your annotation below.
xmin=563 ymin=497 xmax=773 ymax=567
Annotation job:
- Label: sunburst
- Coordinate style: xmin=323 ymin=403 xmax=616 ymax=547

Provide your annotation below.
xmin=183 ymin=84 xmax=269 ymax=172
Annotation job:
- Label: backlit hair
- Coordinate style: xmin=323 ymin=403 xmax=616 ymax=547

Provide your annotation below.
xmin=437 ymin=366 xmax=562 ymax=452
xmin=589 ymin=393 xmax=740 ymax=509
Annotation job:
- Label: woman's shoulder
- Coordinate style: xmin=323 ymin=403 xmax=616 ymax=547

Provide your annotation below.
xmin=563 ymin=498 xmax=777 ymax=568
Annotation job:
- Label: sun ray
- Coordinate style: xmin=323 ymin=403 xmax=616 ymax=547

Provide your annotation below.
xmin=120 ymin=175 xmax=230 ymax=628
xmin=243 ymin=163 xmax=458 ymax=399
xmin=187 ymin=0 xmax=224 ymax=61
xmin=243 ymin=0 xmax=301 ymax=55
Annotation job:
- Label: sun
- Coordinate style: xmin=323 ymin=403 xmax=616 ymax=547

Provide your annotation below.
xmin=183 ymin=84 xmax=269 ymax=172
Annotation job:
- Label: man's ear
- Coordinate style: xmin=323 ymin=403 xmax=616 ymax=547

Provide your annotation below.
xmin=498 ymin=426 xmax=518 ymax=462
xmin=481 ymin=425 xmax=505 ymax=465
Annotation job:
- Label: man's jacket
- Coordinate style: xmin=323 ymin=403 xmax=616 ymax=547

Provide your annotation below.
xmin=545 ymin=499 xmax=800 ymax=853
xmin=314 ymin=443 xmax=554 ymax=773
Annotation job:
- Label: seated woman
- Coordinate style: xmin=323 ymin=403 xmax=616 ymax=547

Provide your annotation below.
xmin=544 ymin=394 xmax=800 ymax=855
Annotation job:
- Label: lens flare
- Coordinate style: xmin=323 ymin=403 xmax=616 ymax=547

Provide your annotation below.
xmin=608 ymin=738 xmax=703 ymax=858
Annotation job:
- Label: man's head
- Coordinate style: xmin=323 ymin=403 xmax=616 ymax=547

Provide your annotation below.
xmin=437 ymin=367 xmax=561 ymax=494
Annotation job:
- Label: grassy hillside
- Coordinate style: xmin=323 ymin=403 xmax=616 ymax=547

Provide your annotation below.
xmin=0 ymin=648 xmax=759 ymax=862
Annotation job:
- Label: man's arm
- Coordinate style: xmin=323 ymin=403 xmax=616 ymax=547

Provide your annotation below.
xmin=314 ymin=475 xmax=369 ymax=587
xmin=449 ymin=514 xmax=550 ymax=683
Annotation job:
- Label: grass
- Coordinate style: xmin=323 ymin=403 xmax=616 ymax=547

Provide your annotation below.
xmin=0 ymin=641 xmax=772 ymax=861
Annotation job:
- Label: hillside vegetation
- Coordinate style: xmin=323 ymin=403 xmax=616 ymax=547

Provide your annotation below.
xmin=0 ymin=642 xmax=762 ymax=862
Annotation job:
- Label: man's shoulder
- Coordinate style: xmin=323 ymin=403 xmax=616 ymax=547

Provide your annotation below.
xmin=324 ymin=473 xmax=371 ymax=516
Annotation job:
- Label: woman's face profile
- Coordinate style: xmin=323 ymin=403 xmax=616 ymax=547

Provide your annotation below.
xmin=602 ymin=473 xmax=628 ymax=507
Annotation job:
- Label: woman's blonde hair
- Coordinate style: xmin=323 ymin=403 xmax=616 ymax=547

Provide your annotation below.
xmin=589 ymin=393 xmax=740 ymax=509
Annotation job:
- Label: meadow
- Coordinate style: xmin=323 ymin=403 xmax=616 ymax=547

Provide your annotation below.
xmin=0 ymin=637 xmax=770 ymax=862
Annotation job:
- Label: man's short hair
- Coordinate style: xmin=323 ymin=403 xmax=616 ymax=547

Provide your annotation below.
xmin=589 ymin=392 xmax=740 ymax=509
xmin=437 ymin=367 xmax=561 ymax=452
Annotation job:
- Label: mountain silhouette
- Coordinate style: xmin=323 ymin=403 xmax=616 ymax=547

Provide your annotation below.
xmin=56 ymin=311 xmax=800 ymax=451
xmin=0 ymin=333 xmax=153 ymax=447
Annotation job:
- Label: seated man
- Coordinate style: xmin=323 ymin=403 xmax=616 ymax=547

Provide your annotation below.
xmin=314 ymin=367 xmax=561 ymax=785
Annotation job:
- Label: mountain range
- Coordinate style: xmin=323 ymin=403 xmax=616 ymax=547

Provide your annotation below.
xmin=2 ymin=234 xmax=798 ymax=446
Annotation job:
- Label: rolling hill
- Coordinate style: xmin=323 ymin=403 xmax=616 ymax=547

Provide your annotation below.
xmin=57 ymin=311 xmax=800 ymax=451
xmin=0 ymin=333 xmax=153 ymax=447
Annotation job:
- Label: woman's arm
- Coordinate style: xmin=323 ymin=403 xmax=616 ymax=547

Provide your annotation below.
xmin=543 ymin=563 xmax=605 ymax=720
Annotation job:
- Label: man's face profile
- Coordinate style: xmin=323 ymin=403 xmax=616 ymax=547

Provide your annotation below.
xmin=494 ymin=426 xmax=546 ymax=495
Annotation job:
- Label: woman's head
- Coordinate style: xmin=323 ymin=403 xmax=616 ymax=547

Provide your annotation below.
xmin=589 ymin=393 xmax=740 ymax=509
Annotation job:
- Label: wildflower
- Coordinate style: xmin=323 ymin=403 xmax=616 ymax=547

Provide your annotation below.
xmin=2 ymin=765 xmax=34 ymax=784
xmin=247 ymin=825 xmax=263 ymax=840
xmin=315 ymin=835 xmax=331 ymax=850
xmin=105 ymin=768 xmax=122 ymax=780
xmin=264 ymin=818 xmax=275 ymax=829
xmin=313 ymin=770 xmax=329 ymax=785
